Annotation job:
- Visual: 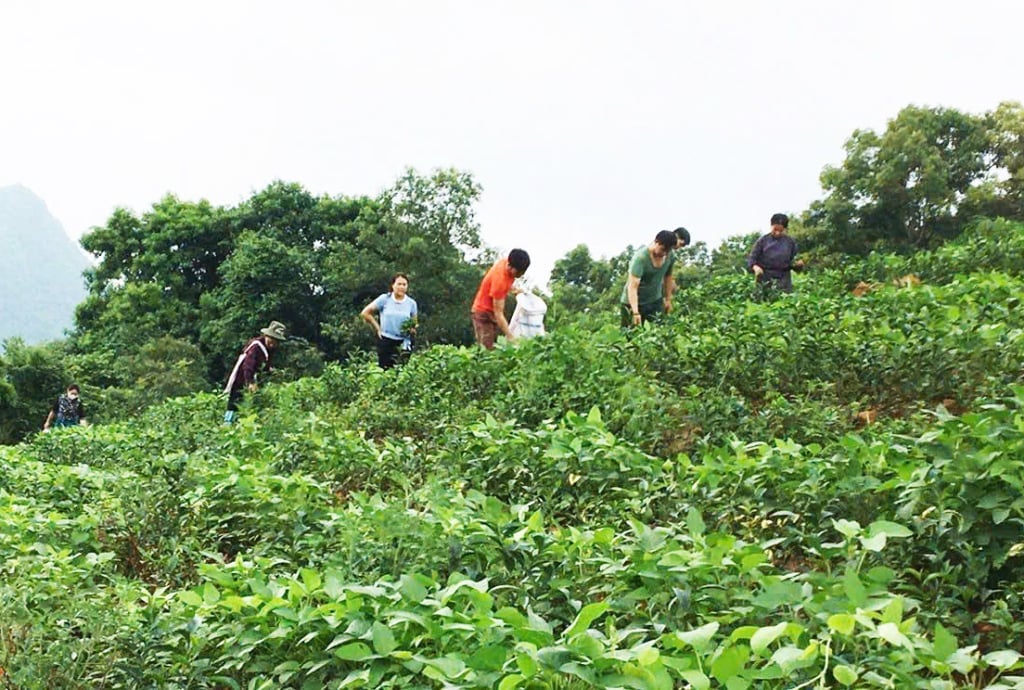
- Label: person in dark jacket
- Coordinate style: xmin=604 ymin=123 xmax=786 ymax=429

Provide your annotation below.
xmin=746 ymin=213 xmax=805 ymax=293
xmin=223 ymin=321 xmax=286 ymax=423
xmin=43 ymin=384 xmax=88 ymax=430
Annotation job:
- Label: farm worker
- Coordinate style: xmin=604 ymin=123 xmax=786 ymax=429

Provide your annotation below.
xmin=223 ymin=320 xmax=286 ymax=424
xmin=746 ymin=213 xmax=805 ymax=293
xmin=471 ymin=249 xmax=531 ymax=349
xmin=674 ymin=226 xmax=691 ymax=250
xmin=360 ymin=273 xmax=418 ymax=369
xmin=508 ymin=289 xmax=547 ymax=339
xmin=621 ymin=230 xmax=679 ymax=327
xmin=43 ymin=383 xmax=88 ymax=430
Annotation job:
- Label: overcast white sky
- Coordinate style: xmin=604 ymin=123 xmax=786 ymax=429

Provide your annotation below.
xmin=2 ymin=1 xmax=1022 ymax=284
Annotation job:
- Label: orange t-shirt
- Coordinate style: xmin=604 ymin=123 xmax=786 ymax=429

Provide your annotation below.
xmin=472 ymin=258 xmax=515 ymax=314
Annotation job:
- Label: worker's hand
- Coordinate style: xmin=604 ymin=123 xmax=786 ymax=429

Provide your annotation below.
xmin=248 ymin=383 xmax=257 ymax=393
xmin=793 ymin=259 xmax=806 ymax=270
xmin=664 ymin=299 xmax=673 ymax=314
xmin=752 ymin=264 xmax=764 ymax=278
xmin=632 ymin=312 xmax=642 ymax=326
xmin=42 ymin=427 xmax=50 ymax=433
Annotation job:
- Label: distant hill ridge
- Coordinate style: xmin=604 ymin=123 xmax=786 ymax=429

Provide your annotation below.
xmin=0 ymin=184 xmax=90 ymax=343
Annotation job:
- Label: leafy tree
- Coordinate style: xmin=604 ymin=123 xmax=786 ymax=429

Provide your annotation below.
xmin=547 ymin=244 xmax=639 ymax=328
xmin=75 ymin=170 xmax=486 ymax=386
xmin=379 ymin=167 xmax=483 ymax=248
xmin=982 ymin=101 xmax=1024 ymax=219
xmin=811 ymin=102 xmax=1024 ymax=253
xmin=0 ymin=338 xmax=69 ymax=443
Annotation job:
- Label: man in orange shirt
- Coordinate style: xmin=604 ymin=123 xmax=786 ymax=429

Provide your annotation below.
xmin=471 ymin=249 xmax=531 ymax=349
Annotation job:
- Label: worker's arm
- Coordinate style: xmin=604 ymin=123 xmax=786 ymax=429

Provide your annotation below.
xmin=492 ymin=297 xmax=515 ymax=339
xmin=662 ymin=273 xmax=676 ymax=313
xmin=626 ymin=274 xmax=642 ymax=325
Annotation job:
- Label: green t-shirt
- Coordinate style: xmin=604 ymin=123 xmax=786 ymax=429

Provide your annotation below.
xmin=621 ymin=247 xmax=675 ymax=307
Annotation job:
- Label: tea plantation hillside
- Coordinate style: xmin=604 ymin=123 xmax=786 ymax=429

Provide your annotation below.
xmin=2 ymin=220 xmax=1023 ymax=688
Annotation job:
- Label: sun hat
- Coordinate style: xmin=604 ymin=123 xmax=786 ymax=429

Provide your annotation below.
xmin=260 ymin=321 xmax=287 ymax=341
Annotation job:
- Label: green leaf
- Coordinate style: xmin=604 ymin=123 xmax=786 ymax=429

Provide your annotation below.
xmin=832 ymin=518 xmax=861 ymax=538
xmin=770 ymin=646 xmax=807 ymax=673
xmin=711 ymin=645 xmax=746 ymax=683
xmin=827 ymin=614 xmax=856 ymax=636
xmin=673 ymin=622 xmax=719 ymax=652
xmin=859 ymin=532 xmax=887 ymax=552
xmin=371 ymin=622 xmax=397 ymax=655
xmin=177 ymin=590 xmax=203 ymax=607
xmin=300 ymin=568 xmax=322 ymax=592
xmin=750 ymin=623 xmax=787 ymax=655
xmin=983 ymin=650 xmax=1021 ymax=670
xmin=559 ymin=661 xmax=596 ymax=684
xmin=516 ymin=650 xmax=538 ymax=677
xmin=423 ymin=655 xmax=467 ymax=679
xmin=877 ymin=623 xmax=912 ymax=649
xmin=687 ymin=507 xmax=706 ymax=536
xmin=202 ymin=582 xmax=220 ymax=604
xmin=565 ymin=601 xmax=609 ymax=638
xmin=399 ymin=574 xmax=428 ymax=603
xmin=498 ymin=674 xmax=524 ymax=690
xmin=933 ymin=622 xmax=957 ymax=662
xmin=334 ymin=642 xmax=373 ymax=661
xmin=843 ymin=568 xmax=867 ymax=607
xmin=468 ymin=644 xmax=507 ymax=671
xmin=678 ymin=670 xmax=710 ymax=690
xmin=880 ymin=597 xmax=903 ymax=625
xmin=637 ymin=646 xmax=660 ymax=666
xmin=867 ymin=520 xmax=912 ymax=538
xmin=833 ymin=664 xmax=858 ymax=685
xmin=323 ymin=569 xmax=345 ymax=599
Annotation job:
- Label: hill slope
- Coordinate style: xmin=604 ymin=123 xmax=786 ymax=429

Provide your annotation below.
xmin=0 ymin=184 xmax=90 ymax=343
xmin=1 ymin=219 xmax=1023 ymax=687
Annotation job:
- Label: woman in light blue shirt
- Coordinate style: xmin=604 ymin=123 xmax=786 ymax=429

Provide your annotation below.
xmin=360 ymin=273 xmax=418 ymax=369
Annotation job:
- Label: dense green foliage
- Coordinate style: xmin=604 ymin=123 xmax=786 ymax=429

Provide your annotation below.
xmin=1 ymin=220 xmax=1023 ymax=688
xmin=806 ymin=101 xmax=1024 ymax=254
xmin=0 ymin=169 xmax=489 ymax=444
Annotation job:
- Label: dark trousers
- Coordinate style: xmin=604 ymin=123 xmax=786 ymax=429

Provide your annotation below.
xmin=377 ymin=335 xmax=404 ymax=369
xmin=620 ymin=302 xmax=665 ymax=327
xmin=227 ymin=387 xmax=244 ymax=412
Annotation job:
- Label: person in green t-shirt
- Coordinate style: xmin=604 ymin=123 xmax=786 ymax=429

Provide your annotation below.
xmin=621 ymin=230 xmax=679 ymax=327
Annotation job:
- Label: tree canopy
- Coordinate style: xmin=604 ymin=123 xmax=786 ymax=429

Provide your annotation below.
xmin=809 ymin=101 xmax=1024 ymax=253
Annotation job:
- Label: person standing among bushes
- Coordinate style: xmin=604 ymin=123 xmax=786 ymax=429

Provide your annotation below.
xmin=361 ymin=273 xmax=418 ymax=369
xmin=42 ymin=384 xmax=88 ymax=430
xmin=223 ymin=321 xmax=286 ymax=424
xmin=471 ymin=249 xmax=531 ymax=349
xmin=747 ymin=213 xmax=804 ymax=293
xmin=621 ymin=230 xmax=679 ymax=327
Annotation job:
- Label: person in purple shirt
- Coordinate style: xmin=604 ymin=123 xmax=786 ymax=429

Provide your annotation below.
xmin=223 ymin=320 xmax=286 ymax=424
xmin=747 ymin=213 xmax=805 ymax=293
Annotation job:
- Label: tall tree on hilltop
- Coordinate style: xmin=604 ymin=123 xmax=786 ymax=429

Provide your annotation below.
xmin=810 ymin=102 xmax=1024 ymax=253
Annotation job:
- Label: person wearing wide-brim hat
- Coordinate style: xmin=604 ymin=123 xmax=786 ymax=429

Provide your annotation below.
xmin=223 ymin=320 xmax=287 ymax=423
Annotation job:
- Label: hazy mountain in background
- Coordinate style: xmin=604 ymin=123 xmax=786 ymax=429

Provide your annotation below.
xmin=0 ymin=184 xmax=90 ymax=343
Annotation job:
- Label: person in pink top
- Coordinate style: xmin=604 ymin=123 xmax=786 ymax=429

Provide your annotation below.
xmin=470 ymin=249 xmax=530 ymax=349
